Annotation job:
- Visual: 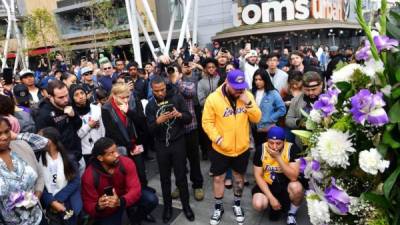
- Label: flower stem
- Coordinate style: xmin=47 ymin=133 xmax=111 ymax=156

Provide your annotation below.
xmin=355 ymin=0 xmax=380 ymax=61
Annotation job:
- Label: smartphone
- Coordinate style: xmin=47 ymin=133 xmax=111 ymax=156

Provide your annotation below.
xmin=165 ymin=104 xmax=174 ymax=113
xmin=124 ymin=76 xmax=132 ymax=83
xmin=245 ymin=43 xmax=251 ymax=51
xmin=103 ymin=186 xmax=113 ymax=196
xmin=2 ymin=68 xmax=13 ymax=85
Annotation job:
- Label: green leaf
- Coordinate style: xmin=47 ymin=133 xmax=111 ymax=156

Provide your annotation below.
xmin=335 ymin=82 xmax=352 ymax=93
xmin=382 ymin=129 xmax=400 ymax=148
xmin=361 ymin=192 xmax=392 ymax=209
xmin=392 ymin=87 xmax=400 ymax=99
xmin=389 ymin=101 xmax=400 ymax=123
xmin=396 ymin=69 xmax=400 ymax=82
xmin=387 ymin=22 xmax=400 ymax=40
xmin=384 ymin=167 xmax=400 ymax=199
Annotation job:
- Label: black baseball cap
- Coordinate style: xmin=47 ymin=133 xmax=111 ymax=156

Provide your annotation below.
xmin=13 ymin=84 xmax=30 ymax=104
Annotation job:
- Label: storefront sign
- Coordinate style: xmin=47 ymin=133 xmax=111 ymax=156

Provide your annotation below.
xmin=233 ymin=0 xmax=349 ymax=27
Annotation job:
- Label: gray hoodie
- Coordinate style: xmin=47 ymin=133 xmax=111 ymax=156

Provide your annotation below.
xmin=197 ymin=74 xmax=220 ymax=107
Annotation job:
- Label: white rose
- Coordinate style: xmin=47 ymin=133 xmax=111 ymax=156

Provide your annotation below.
xmin=359 ymin=148 xmax=389 ymax=175
xmin=362 ymin=59 xmax=384 ymax=79
xmin=331 ymin=63 xmax=362 ymax=83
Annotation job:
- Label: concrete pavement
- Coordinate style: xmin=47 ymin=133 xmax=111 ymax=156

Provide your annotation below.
xmin=143 ymin=151 xmax=312 ymax=225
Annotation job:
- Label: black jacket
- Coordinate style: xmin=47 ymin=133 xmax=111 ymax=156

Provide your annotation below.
xmin=325 ymin=54 xmax=345 ymax=81
xmin=145 ymin=84 xmax=192 ymax=145
xmin=133 ymin=77 xmax=149 ymax=100
xmin=102 ymin=100 xmax=144 ymax=150
xmin=35 ymin=100 xmax=82 ymax=160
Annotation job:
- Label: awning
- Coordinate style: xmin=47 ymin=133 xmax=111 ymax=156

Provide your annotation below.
xmin=213 ymin=19 xmax=361 ymax=40
xmin=6 ymin=47 xmax=52 ymax=59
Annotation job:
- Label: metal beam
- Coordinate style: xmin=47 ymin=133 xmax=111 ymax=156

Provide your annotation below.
xmin=140 ymin=0 xmax=166 ymax=52
xmin=136 ymin=11 xmax=157 ymax=60
xmin=176 ymin=0 xmax=192 ymax=50
xmin=125 ymin=0 xmax=142 ymax=67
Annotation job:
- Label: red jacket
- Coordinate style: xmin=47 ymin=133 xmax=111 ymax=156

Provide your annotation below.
xmin=81 ymin=156 xmax=141 ymax=218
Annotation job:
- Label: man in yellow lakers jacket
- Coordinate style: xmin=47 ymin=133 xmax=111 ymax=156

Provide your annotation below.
xmin=202 ymin=69 xmax=261 ymax=225
xmin=252 ymin=126 xmax=303 ymax=225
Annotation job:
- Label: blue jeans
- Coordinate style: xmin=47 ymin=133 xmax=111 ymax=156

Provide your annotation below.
xmin=127 ymin=187 xmax=159 ymax=222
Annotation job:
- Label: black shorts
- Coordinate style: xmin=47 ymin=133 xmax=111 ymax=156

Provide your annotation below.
xmin=251 ymin=181 xmax=291 ymax=213
xmin=209 ymin=149 xmax=250 ymax=176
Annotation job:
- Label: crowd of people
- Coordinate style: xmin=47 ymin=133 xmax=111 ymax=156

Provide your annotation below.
xmin=0 ymin=41 xmax=356 ymax=225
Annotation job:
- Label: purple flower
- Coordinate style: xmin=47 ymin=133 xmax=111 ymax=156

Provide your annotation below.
xmin=313 ymin=87 xmax=339 ymax=117
xmin=350 ymin=89 xmax=389 ymax=126
xmin=324 ymin=178 xmax=350 ymax=214
xmin=6 ymin=192 xmax=24 ymax=212
xmin=311 ymin=160 xmax=320 ymax=171
xmin=355 ymin=41 xmax=371 ymax=61
xmin=374 ymin=35 xmax=399 ymax=52
xmin=299 ymin=157 xmax=307 ymax=173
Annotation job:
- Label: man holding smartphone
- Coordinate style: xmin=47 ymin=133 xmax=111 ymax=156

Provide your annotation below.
xmin=81 ymin=138 xmax=158 ymax=225
xmin=145 ymin=76 xmax=195 ymax=223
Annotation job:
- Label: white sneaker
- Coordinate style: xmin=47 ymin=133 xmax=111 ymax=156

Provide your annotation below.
xmin=210 ymin=207 xmax=224 ymax=225
xmin=232 ymin=205 xmax=245 ymax=223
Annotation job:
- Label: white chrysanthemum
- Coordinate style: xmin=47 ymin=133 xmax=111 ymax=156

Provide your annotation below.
xmin=380 ymin=85 xmax=392 ymax=97
xmin=309 ymin=109 xmax=322 ymax=123
xmin=307 ymin=198 xmax=331 ymax=225
xmin=331 ymin=63 xmax=362 ymax=83
xmin=359 ymin=148 xmax=390 ymax=175
xmin=362 ymin=59 xmax=384 ymax=78
xmin=313 ymin=129 xmax=356 ymax=168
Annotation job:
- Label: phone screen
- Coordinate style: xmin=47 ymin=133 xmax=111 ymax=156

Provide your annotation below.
xmin=104 ymin=186 xmax=113 ymax=196
xmin=2 ymin=68 xmax=13 ymax=85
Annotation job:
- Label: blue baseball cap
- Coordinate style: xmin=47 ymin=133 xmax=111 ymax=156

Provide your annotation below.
xmin=267 ymin=126 xmax=285 ymax=141
xmin=227 ymin=69 xmax=248 ymax=90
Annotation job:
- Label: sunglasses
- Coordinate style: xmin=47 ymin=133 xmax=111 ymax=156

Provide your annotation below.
xmin=103 ymin=67 xmax=112 ymax=70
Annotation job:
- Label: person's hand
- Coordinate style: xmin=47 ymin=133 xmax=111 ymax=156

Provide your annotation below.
xmin=88 ymin=118 xmax=99 ymax=129
xmin=169 ymin=108 xmax=182 ymax=118
xmin=269 ymin=196 xmax=282 ymax=211
xmin=97 ymin=195 xmax=108 ymax=210
xmin=239 ymin=93 xmax=251 ymax=105
xmin=267 ymin=148 xmax=282 ymax=158
xmin=64 ymin=106 xmax=75 ymax=117
xmin=118 ymin=103 xmax=129 ymax=114
xmin=127 ymin=81 xmax=134 ymax=91
xmin=51 ymin=201 xmax=66 ymax=212
xmin=159 ymin=55 xmax=170 ymax=65
xmin=106 ymin=189 xmax=120 ymax=208
xmin=156 ymin=112 xmax=171 ymax=124
xmin=130 ymin=145 xmax=144 ymax=156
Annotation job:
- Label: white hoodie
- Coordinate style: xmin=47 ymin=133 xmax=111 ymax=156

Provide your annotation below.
xmin=77 ymin=104 xmax=105 ymax=155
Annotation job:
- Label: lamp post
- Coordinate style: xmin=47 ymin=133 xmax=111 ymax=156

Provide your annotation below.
xmin=328 ymin=29 xmax=336 ymax=46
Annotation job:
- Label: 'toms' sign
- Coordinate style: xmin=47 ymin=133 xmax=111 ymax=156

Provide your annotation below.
xmin=233 ymin=0 xmax=351 ymax=27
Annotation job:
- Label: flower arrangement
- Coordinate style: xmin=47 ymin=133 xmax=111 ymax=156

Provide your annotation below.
xmin=6 ymin=191 xmax=39 ymax=212
xmin=292 ymin=0 xmax=400 ymax=224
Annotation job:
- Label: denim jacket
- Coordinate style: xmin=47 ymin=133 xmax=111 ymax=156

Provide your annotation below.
xmin=255 ymin=90 xmax=286 ymax=129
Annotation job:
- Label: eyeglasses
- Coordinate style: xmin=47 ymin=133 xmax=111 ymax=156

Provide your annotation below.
xmin=103 ymin=67 xmax=112 ymax=70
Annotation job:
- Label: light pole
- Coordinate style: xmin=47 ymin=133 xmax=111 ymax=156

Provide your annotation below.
xmin=328 ymin=29 xmax=336 ymax=46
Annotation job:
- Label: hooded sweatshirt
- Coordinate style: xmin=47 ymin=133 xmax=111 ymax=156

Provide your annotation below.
xmin=70 ymin=85 xmax=106 ymax=156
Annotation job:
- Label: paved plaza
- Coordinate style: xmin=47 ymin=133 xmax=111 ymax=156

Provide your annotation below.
xmin=141 ymin=151 xmax=312 ymax=225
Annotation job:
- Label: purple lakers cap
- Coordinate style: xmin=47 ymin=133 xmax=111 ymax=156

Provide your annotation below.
xmin=227 ymin=69 xmax=248 ymax=90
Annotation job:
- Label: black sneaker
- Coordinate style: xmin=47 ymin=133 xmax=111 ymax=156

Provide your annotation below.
xmin=287 ymin=213 xmax=297 ymax=225
xmin=210 ymin=207 xmax=224 ymax=225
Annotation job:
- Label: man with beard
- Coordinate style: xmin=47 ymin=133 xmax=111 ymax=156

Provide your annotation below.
xmin=202 ymin=69 xmax=261 ymax=225
xmin=145 ymin=76 xmax=195 ymax=223
xmin=285 ymin=71 xmax=323 ymax=147
xmin=240 ymin=50 xmax=259 ymax=89
xmin=35 ymin=80 xmax=83 ymax=163
xmin=81 ymin=138 xmax=157 ymax=225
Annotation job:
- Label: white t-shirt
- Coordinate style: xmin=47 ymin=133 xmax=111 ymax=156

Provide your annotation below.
xmin=29 ymin=88 xmax=40 ymax=103
xmin=255 ymin=89 xmax=264 ymax=107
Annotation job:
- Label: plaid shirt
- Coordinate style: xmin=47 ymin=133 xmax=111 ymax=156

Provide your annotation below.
xmin=178 ymin=80 xmax=198 ymax=133
xmin=16 ymin=132 xmax=48 ymax=152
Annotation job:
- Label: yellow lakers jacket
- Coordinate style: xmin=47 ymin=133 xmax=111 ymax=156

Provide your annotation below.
xmin=202 ymin=86 xmax=261 ymax=157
